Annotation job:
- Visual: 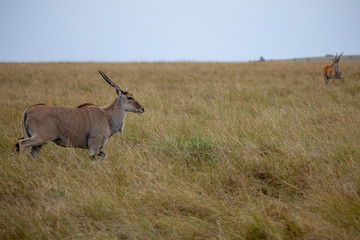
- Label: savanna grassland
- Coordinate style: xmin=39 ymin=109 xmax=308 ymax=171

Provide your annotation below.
xmin=1 ymin=61 xmax=360 ymax=239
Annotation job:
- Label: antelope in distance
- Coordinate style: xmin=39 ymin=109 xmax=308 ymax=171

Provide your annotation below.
xmin=15 ymin=71 xmax=144 ymax=160
xmin=321 ymin=52 xmax=343 ymax=85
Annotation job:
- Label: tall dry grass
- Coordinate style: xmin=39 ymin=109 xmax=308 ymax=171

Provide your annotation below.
xmin=1 ymin=61 xmax=360 ymax=239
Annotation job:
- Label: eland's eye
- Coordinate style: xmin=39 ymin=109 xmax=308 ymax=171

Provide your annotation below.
xmin=127 ymin=96 xmax=133 ymax=100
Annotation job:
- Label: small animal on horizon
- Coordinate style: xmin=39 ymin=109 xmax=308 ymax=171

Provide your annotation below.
xmin=15 ymin=70 xmax=144 ymax=160
xmin=321 ymin=52 xmax=343 ymax=85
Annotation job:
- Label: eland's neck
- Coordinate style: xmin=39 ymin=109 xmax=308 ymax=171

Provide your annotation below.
xmin=103 ymin=97 xmax=127 ymax=137
xmin=335 ymin=65 xmax=341 ymax=74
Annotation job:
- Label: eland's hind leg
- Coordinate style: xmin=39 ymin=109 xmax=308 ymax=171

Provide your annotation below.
xmin=14 ymin=137 xmax=24 ymax=153
xmin=98 ymin=149 xmax=106 ymax=160
xmin=18 ymin=136 xmax=45 ymax=157
xmin=30 ymin=145 xmax=43 ymax=158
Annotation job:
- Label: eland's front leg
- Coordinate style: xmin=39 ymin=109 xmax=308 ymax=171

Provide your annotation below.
xmin=88 ymin=137 xmax=105 ymax=160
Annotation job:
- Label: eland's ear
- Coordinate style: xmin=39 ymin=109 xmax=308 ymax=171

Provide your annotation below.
xmin=98 ymin=71 xmax=124 ymax=96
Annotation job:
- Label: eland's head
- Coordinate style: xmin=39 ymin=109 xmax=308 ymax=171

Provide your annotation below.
xmin=99 ymin=71 xmax=144 ymax=114
xmin=331 ymin=52 xmax=343 ymax=68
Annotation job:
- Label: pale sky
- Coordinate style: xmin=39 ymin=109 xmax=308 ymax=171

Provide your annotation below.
xmin=0 ymin=0 xmax=359 ymax=62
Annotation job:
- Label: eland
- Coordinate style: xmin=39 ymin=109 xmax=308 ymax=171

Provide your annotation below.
xmin=15 ymin=71 xmax=144 ymax=159
xmin=321 ymin=52 xmax=343 ymax=85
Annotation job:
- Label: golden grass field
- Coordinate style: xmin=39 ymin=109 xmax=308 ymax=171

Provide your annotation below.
xmin=1 ymin=61 xmax=360 ymax=239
